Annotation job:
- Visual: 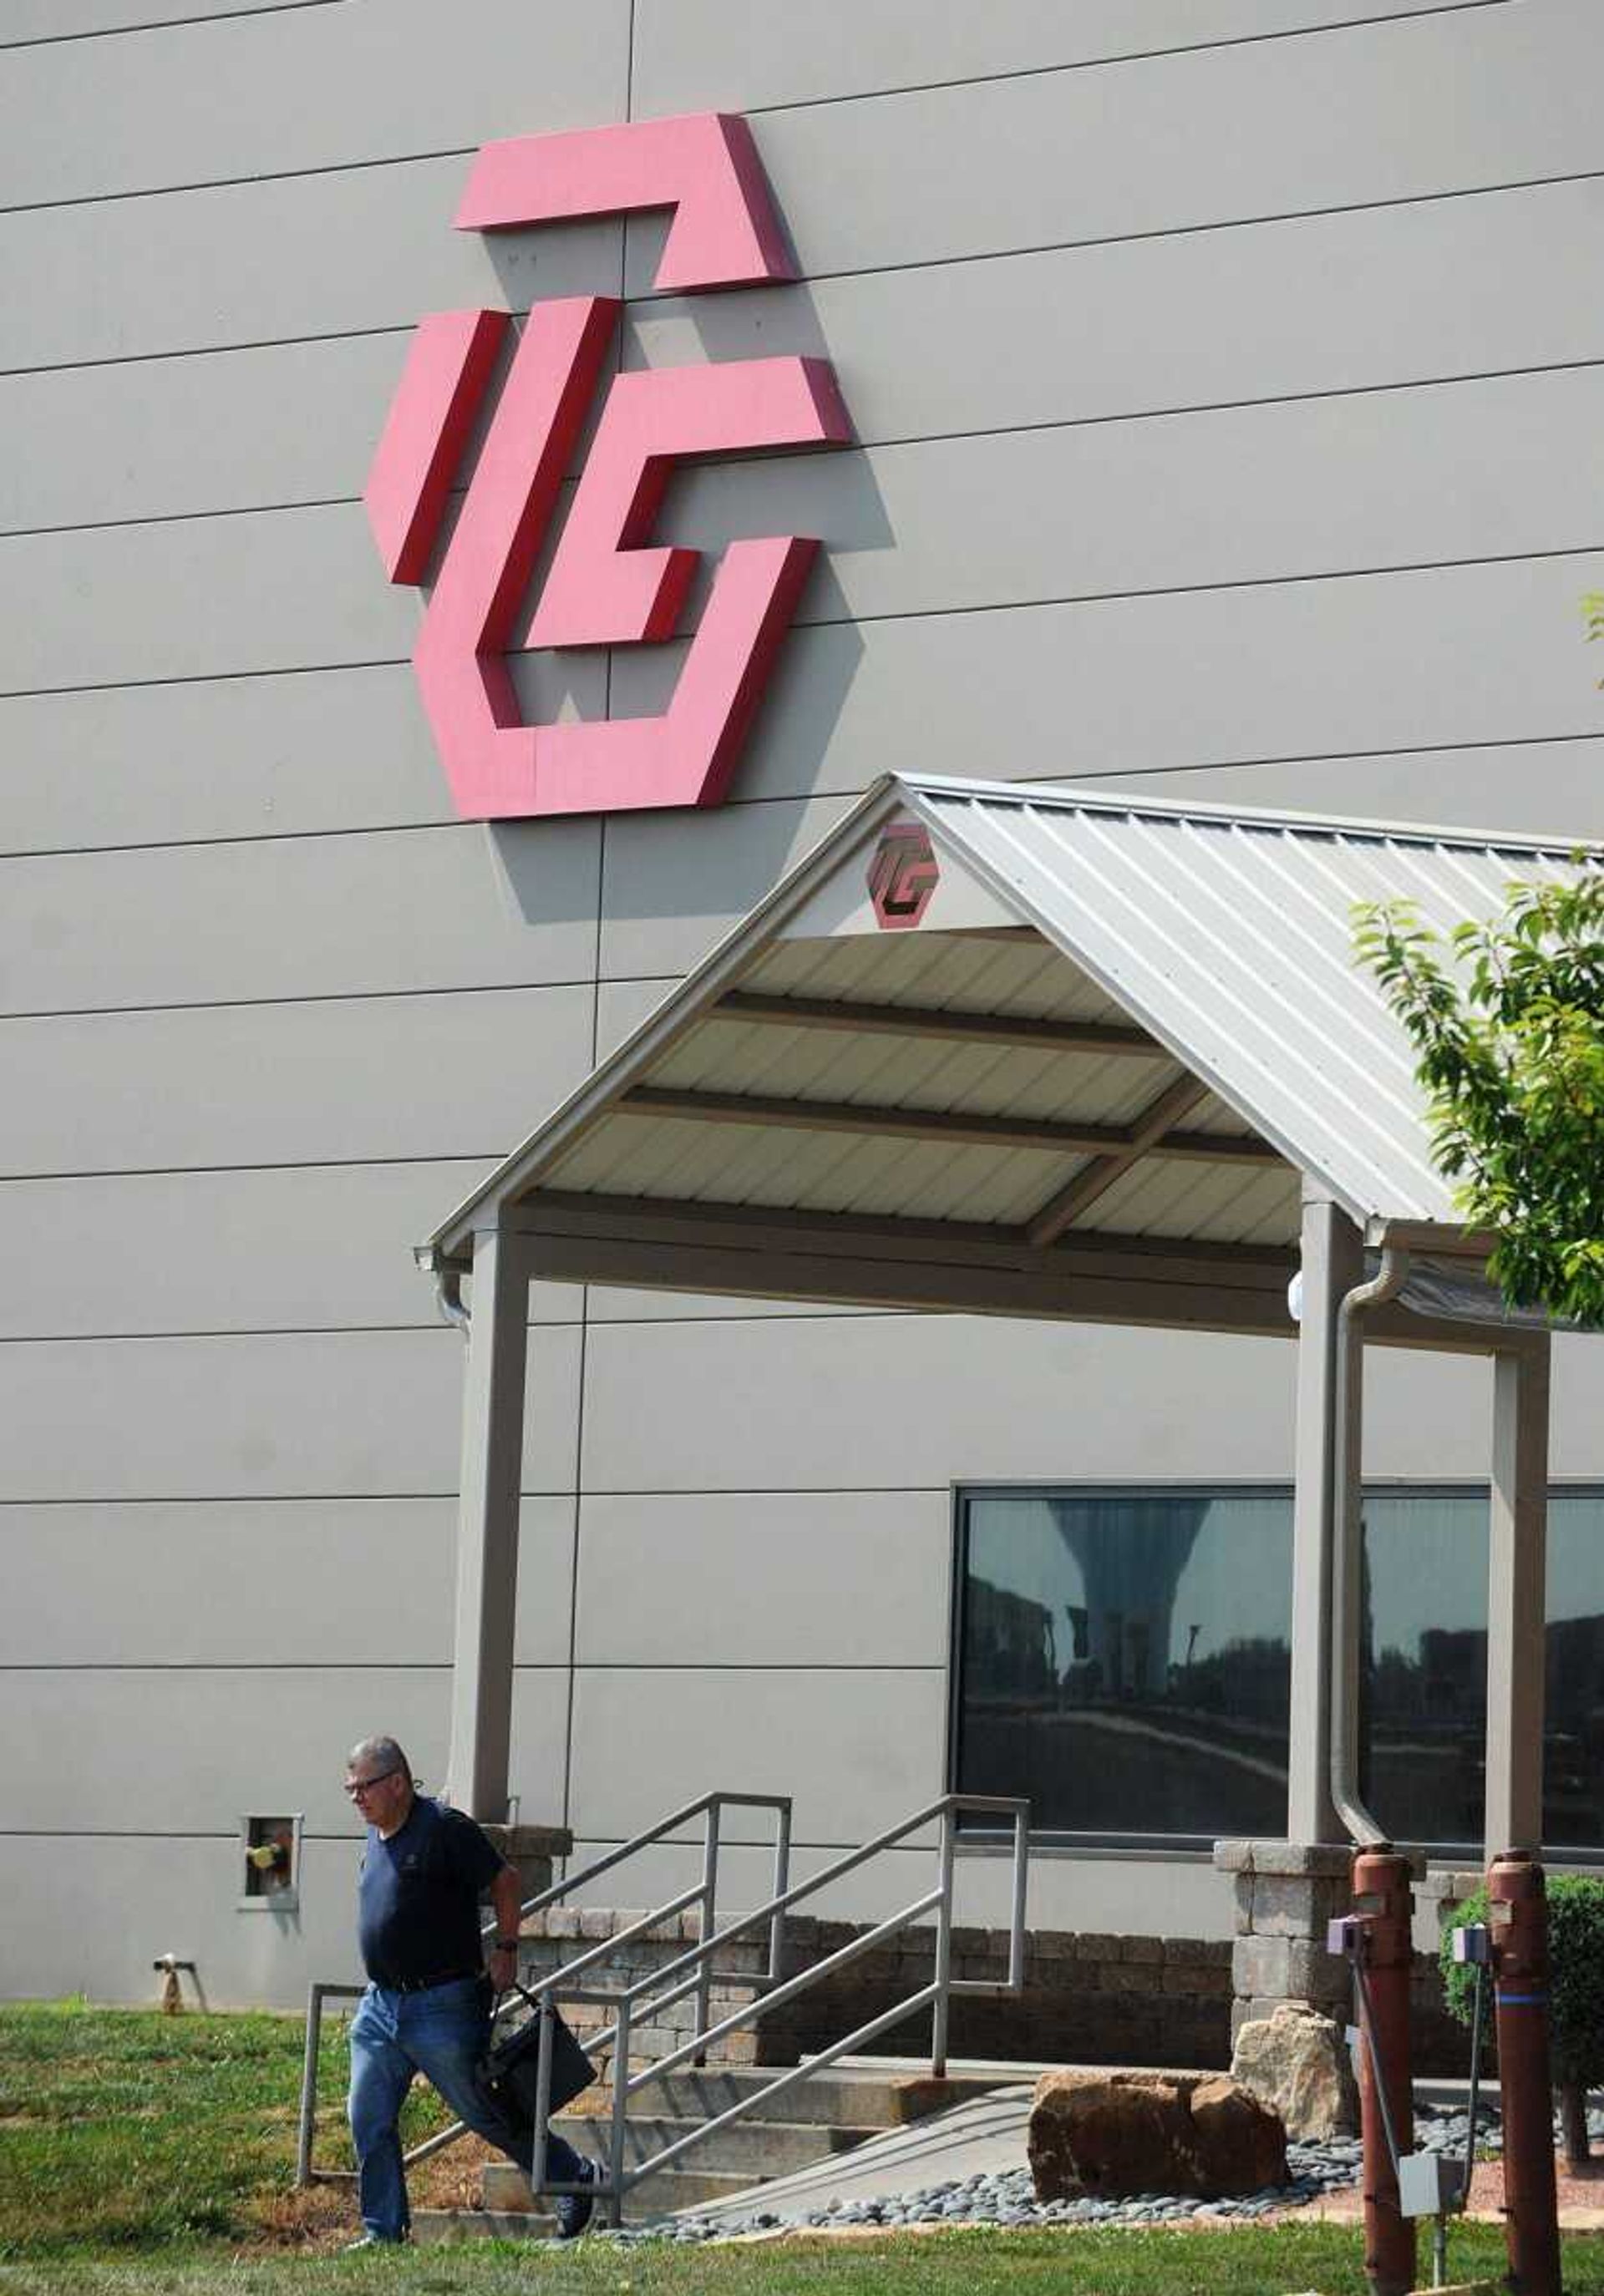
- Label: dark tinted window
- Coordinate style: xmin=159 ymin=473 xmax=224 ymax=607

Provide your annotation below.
xmin=953 ymin=1486 xmax=1604 ymax=1851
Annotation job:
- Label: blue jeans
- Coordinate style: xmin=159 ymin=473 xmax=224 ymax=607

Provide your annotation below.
xmin=347 ymin=1977 xmax=585 ymax=2243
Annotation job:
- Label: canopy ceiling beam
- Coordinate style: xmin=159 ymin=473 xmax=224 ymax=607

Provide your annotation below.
xmin=617 ymin=1085 xmax=1283 ymax=1165
xmin=507 ymin=1187 xmax=1292 ymax=1278
xmin=715 ymin=991 xmax=1163 ymax=1058
xmin=510 ymin=1201 xmax=1292 ymax=1335
xmin=1027 ymin=1071 xmax=1211 ymax=1246
xmin=495 ymin=1190 xmax=1501 ymax=1355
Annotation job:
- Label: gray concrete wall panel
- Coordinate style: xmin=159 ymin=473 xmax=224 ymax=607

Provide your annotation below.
xmin=0 ymin=0 xmax=629 ymax=208
xmin=0 ymin=170 xmax=619 ymax=369
xmin=581 ymin=1318 xmax=1299 ymax=1494
xmin=0 ymin=985 xmax=594 ymax=1176
xmin=0 ymin=1165 xmax=578 ymax=1340
xmin=0 ymin=504 xmax=414 ymax=694
xmin=12 ymin=177 xmax=1604 ymax=541
xmin=687 ymin=554 xmax=1601 ymax=810
xmin=635 ymin=175 xmax=1604 ymax=447
xmin=0 ymin=1834 xmax=367 ymax=2010
xmin=0 ymin=1495 xmax=571 ymax=1665
xmin=0 ymin=671 xmax=455 ymax=856
xmin=582 ymin=1317 xmax=1595 ymax=1496
xmin=560 ymin=1835 xmax=1230 ymax=1939
xmin=578 ymin=1315 xmax=1519 ymax=1493
xmin=0 ymin=1165 xmax=854 ymax=1339
xmin=572 ymin=1491 xmax=950 ymax=1668
xmin=599 ymin=793 xmax=853 ymax=981
xmin=0 ymin=333 xmax=418 ymax=534
xmin=8 ymin=369 xmax=1591 ymax=697
xmin=1089 ymin=740 xmax=1604 ymax=843
xmin=0 ymin=1663 xmax=566 ymax=1836
xmin=568 ymin=1665 xmax=947 ymax=1847
xmin=0 ymin=1665 xmax=453 ymax=1833
xmin=0 ymin=1325 xmax=582 ymax=1502
xmin=3 ymin=3 xmax=333 ymax=45
xmin=508 ymin=1664 xmax=574 ymax=1836
xmin=0 ymin=822 xmax=601 ymax=1014
xmin=626 ymin=5 xmax=1603 ymax=293
xmin=596 ymin=978 xmax=680 ymax=1063
xmin=632 ymin=0 xmax=1488 ymax=114
xmin=655 ymin=367 xmax=1604 ymax=628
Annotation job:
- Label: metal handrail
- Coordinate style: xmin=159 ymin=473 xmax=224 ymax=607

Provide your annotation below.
xmin=521 ymin=1791 xmax=1028 ymax=2227
xmin=297 ymin=1787 xmax=1031 ymax=2232
xmin=297 ymin=1790 xmax=790 ymax=2186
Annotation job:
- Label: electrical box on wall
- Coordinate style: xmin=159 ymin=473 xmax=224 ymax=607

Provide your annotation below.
xmin=238 ymin=1814 xmax=302 ymax=1913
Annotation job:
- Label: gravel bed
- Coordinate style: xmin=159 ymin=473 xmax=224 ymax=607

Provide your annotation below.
xmin=561 ymin=2099 xmax=1594 ymax=2248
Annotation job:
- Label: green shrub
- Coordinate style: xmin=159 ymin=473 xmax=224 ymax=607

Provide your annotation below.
xmin=1440 ymin=1874 xmax=1604 ymax=2157
xmin=1440 ymin=1874 xmax=1604 ymax=2090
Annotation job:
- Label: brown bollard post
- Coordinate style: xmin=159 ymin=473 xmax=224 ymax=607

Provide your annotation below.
xmin=1353 ymin=1848 xmax=1417 ymax=2296
xmin=1489 ymin=1852 xmax=1561 ymax=2296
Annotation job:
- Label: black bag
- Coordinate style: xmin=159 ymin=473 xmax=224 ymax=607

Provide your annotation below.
xmin=480 ymin=1983 xmax=597 ymax=2126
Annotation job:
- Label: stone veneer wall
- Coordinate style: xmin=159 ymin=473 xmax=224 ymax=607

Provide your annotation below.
xmin=515 ymin=1906 xmax=769 ymax=2070
xmin=517 ymin=1898 xmax=1475 ymax=2078
xmin=515 ymin=1908 xmax=1234 ymax=2072
xmin=759 ymin=1921 xmax=1235 ymax=2070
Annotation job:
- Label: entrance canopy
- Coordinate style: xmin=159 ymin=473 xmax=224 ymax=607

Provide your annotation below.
xmin=424 ymin=773 xmax=1597 ymax=1846
xmin=423 ymin=773 xmax=1588 ymax=1346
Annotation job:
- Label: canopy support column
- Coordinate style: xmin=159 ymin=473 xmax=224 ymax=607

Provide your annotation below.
xmin=1286 ymin=1189 xmax=1362 ymax=1842
xmin=446 ymin=1219 xmax=531 ymax=1822
xmin=1485 ymin=1336 xmax=1551 ymax=1858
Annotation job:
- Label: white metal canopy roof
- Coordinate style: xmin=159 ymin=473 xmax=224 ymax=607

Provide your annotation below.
xmin=426 ymin=775 xmax=1596 ymax=1341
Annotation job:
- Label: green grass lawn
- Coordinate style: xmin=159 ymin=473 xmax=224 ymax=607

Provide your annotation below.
xmin=0 ymin=2223 xmax=1593 ymax=2296
xmin=0 ymin=1999 xmax=459 ymax=2261
xmin=2 ymin=2001 xmax=1601 ymax=2293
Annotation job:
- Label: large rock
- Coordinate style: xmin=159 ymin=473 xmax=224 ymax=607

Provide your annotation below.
xmin=1189 ymin=2075 xmax=1288 ymax=2190
xmin=1028 ymin=2070 xmax=1287 ymax=2201
xmin=1231 ymin=2002 xmax=1358 ymax=2140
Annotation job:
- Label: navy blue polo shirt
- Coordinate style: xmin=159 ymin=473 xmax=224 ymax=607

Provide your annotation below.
xmin=357 ymin=1795 xmax=505 ymax=1988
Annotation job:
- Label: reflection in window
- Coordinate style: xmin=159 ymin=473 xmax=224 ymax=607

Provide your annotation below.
xmin=1362 ymin=1493 xmax=1604 ymax=1854
xmin=954 ymin=1487 xmax=1604 ymax=1852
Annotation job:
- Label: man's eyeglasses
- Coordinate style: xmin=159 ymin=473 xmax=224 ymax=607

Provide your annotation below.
xmin=344 ymin=1767 xmax=402 ymax=1800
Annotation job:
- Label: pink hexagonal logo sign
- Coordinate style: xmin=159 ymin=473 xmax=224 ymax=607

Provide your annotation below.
xmin=868 ymin=822 xmax=941 ymax=929
xmin=366 ymin=114 xmax=853 ymax=819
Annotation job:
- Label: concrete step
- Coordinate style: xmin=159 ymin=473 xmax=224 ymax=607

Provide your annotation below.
xmin=472 ymin=2064 xmax=1021 ymax=2221
xmin=570 ymin=2062 xmax=1012 ymax=2131
xmin=481 ymin=2160 xmax=754 ymax=2216
xmin=555 ymin=2111 xmax=874 ymax=2177
xmin=411 ymin=2207 xmax=556 ymax=2243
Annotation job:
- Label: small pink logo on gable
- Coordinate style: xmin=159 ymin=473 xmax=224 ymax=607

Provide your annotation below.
xmin=868 ymin=823 xmax=940 ymax=930
xmin=365 ymin=114 xmax=852 ymax=820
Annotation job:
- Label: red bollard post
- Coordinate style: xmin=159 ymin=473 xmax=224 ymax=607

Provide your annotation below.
xmin=1352 ymin=1848 xmax=1417 ymax=2296
xmin=1489 ymin=1852 xmax=1561 ymax=2296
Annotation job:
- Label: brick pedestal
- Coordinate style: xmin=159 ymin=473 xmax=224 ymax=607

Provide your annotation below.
xmin=1216 ymin=1838 xmax=1435 ymax=2042
xmin=1216 ymin=1838 xmax=1360 ymax=2041
xmin=480 ymin=1822 xmax=571 ymax=1905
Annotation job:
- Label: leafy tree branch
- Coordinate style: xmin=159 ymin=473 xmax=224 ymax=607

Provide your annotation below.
xmin=1353 ymin=869 xmax=1604 ymax=1324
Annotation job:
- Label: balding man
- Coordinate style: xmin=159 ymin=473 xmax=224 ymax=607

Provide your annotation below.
xmin=343 ymin=1735 xmax=596 ymax=2246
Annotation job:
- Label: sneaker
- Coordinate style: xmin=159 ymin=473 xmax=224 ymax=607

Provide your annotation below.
xmin=553 ymin=2157 xmax=599 ymax=2241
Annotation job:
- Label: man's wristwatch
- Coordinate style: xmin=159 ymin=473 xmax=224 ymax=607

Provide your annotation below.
xmin=493 ymin=1938 xmax=520 ymax=1951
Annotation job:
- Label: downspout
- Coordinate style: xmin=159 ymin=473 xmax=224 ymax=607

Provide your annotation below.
xmin=1330 ymin=1243 xmax=1411 ymax=1847
xmin=415 ymin=1247 xmax=472 ymax=1341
